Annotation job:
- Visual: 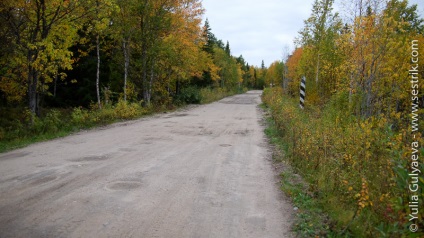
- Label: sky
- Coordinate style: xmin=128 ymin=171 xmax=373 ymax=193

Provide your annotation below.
xmin=202 ymin=0 xmax=423 ymax=67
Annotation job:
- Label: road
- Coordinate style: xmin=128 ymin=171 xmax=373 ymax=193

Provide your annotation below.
xmin=0 ymin=91 xmax=293 ymax=238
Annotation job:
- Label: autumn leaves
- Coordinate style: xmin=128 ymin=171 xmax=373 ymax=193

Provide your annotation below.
xmin=264 ymin=0 xmax=423 ymax=236
xmin=0 ymin=0 xmax=251 ymax=116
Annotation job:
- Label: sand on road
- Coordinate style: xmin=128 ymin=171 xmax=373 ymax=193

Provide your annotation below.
xmin=0 ymin=90 xmax=293 ymax=238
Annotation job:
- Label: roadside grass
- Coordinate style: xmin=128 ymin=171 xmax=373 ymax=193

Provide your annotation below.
xmin=0 ymin=101 xmax=150 ymax=153
xmin=0 ymin=88 xmax=246 ymax=153
xmin=263 ymin=111 xmax=343 ymax=237
xmin=261 ymin=88 xmax=424 ymax=237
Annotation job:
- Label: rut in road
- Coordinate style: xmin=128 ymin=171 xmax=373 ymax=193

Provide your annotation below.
xmin=0 ymin=90 xmax=293 ymax=238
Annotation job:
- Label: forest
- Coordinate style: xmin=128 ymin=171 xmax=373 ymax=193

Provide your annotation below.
xmin=0 ymin=0 xmax=268 ymax=150
xmin=262 ymin=0 xmax=424 ymax=236
xmin=1 ymin=0 xmax=423 ymax=236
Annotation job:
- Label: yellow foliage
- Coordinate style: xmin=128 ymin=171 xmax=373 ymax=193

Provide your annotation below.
xmin=262 ymin=87 xmax=422 ymax=235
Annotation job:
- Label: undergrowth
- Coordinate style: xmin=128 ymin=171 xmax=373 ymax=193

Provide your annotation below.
xmin=264 ymin=114 xmax=339 ymax=237
xmin=0 ymin=87 xmax=246 ymax=153
xmin=262 ymin=88 xmax=424 ymax=237
xmin=0 ymin=100 xmax=148 ymax=152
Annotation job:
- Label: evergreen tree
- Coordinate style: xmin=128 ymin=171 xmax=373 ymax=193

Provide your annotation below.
xmin=202 ymin=19 xmax=216 ymax=55
xmin=225 ymin=41 xmax=231 ymax=55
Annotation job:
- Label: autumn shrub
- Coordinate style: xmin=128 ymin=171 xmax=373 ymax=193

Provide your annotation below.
xmin=71 ymin=107 xmax=91 ymax=126
xmin=262 ymin=88 xmax=424 ymax=237
xmin=114 ymin=100 xmax=143 ymax=119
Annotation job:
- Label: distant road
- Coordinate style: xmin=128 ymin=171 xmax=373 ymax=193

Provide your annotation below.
xmin=0 ymin=91 xmax=293 ymax=238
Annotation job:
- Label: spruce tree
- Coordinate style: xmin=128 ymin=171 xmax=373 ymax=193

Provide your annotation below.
xmin=225 ymin=41 xmax=231 ymax=55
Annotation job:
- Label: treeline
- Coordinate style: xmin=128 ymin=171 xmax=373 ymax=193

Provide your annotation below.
xmin=0 ymin=0 xmax=271 ymax=150
xmin=0 ymin=0 xmax=268 ymax=118
xmin=264 ymin=0 xmax=423 ymax=236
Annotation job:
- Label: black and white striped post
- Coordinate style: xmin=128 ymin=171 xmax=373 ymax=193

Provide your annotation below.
xmin=299 ymin=76 xmax=306 ymax=109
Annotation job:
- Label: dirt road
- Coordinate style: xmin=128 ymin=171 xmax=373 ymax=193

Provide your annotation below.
xmin=0 ymin=91 xmax=293 ymax=238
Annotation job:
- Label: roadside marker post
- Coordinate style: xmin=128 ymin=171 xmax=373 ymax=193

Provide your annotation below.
xmin=300 ymin=76 xmax=306 ymax=109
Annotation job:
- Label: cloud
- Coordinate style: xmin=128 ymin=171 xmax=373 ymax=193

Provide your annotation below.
xmin=202 ymin=0 xmax=424 ymax=67
xmin=202 ymin=0 xmax=315 ymax=66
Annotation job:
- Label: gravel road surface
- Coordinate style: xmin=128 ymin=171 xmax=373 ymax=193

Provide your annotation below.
xmin=0 ymin=90 xmax=293 ymax=238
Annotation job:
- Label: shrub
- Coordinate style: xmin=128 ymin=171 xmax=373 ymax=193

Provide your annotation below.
xmin=31 ymin=109 xmax=63 ymax=134
xmin=262 ymin=88 xmax=424 ymax=237
xmin=71 ymin=107 xmax=91 ymax=126
xmin=175 ymin=86 xmax=202 ymax=104
xmin=114 ymin=100 xmax=142 ymax=119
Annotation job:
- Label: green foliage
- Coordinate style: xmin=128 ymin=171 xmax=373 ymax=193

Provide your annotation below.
xmin=264 ymin=110 xmax=337 ymax=237
xmin=114 ymin=100 xmax=143 ymax=119
xmin=200 ymin=87 xmax=246 ymax=104
xmin=32 ymin=110 xmax=63 ymax=134
xmin=262 ymin=88 xmax=424 ymax=237
xmin=279 ymin=1 xmax=424 ymax=235
xmin=71 ymin=107 xmax=91 ymax=126
xmin=0 ymin=86 xmax=246 ymax=152
xmin=175 ymin=86 xmax=202 ymax=104
xmin=0 ymin=99 xmax=147 ymax=152
xmin=0 ymin=0 xmax=255 ymax=123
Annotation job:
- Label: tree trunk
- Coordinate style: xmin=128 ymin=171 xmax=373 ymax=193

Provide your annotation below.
xmin=27 ymin=49 xmax=40 ymax=121
xmin=123 ymin=39 xmax=129 ymax=101
xmin=147 ymin=61 xmax=154 ymax=105
xmin=176 ymin=79 xmax=180 ymax=95
xmin=349 ymin=73 xmax=354 ymax=105
xmin=364 ymin=75 xmax=374 ymax=117
xmin=28 ymin=65 xmax=38 ymax=118
xmin=315 ymin=53 xmax=320 ymax=83
xmin=53 ymin=72 xmax=58 ymax=97
xmin=96 ymin=34 xmax=101 ymax=109
xmin=141 ymin=45 xmax=149 ymax=105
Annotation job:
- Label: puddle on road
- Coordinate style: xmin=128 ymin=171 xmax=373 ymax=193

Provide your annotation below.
xmin=69 ymin=155 xmax=111 ymax=162
xmin=106 ymin=181 xmax=142 ymax=191
xmin=119 ymin=148 xmax=137 ymax=152
xmin=0 ymin=152 xmax=32 ymax=161
xmin=29 ymin=175 xmax=58 ymax=186
xmin=219 ymin=144 xmax=232 ymax=147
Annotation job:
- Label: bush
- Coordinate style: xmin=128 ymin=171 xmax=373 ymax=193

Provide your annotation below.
xmin=71 ymin=107 xmax=91 ymax=126
xmin=114 ymin=100 xmax=142 ymax=119
xmin=175 ymin=86 xmax=202 ymax=104
xmin=262 ymin=88 xmax=424 ymax=237
xmin=31 ymin=109 xmax=63 ymax=134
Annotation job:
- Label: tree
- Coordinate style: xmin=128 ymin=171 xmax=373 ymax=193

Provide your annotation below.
xmin=265 ymin=61 xmax=284 ymax=88
xmin=286 ymin=48 xmax=303 ymax=96
xmin=213 ymin=46 xmax=242 ymax=89
xmin=202 ymin=18 xmax=216 ymax=55
xmin=0 ymin=0 xmax=86 ymax=118
xmin=91 ymin=0 xmax=117 ymax=108
xmin=346 ymin=0 xmax=423 ymax=117
xmin=296 ymin=0 xmax=342 ymax=103
xmin=225 ymin=41 xmax=231 ymax=55
xmin=158 ymin=0 xmax=212 ymax=98
xmin=114 ymin=0 xmax=139 ymax=101
xmin=197 ymin=18 xmax=218 ymax=87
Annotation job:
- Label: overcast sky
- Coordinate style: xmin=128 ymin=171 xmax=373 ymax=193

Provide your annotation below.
xmin=202 ymin=0 xmax=423 ymax=67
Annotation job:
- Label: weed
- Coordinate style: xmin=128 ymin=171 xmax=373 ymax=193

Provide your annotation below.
xmin=262 ymin=87 xmax=424 ymax=237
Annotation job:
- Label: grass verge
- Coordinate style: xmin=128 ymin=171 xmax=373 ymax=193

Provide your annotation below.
xmin=263 ymin=111 xmax=340 ymax=237
xmin=262 ymin=87 xmax=424 ymax=237
xmin=0 ymin=88 xmax=247 ymax=153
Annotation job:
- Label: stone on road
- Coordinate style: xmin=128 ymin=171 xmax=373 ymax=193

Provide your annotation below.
xmin=0 ymin=91 xmax=293 ymax=238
